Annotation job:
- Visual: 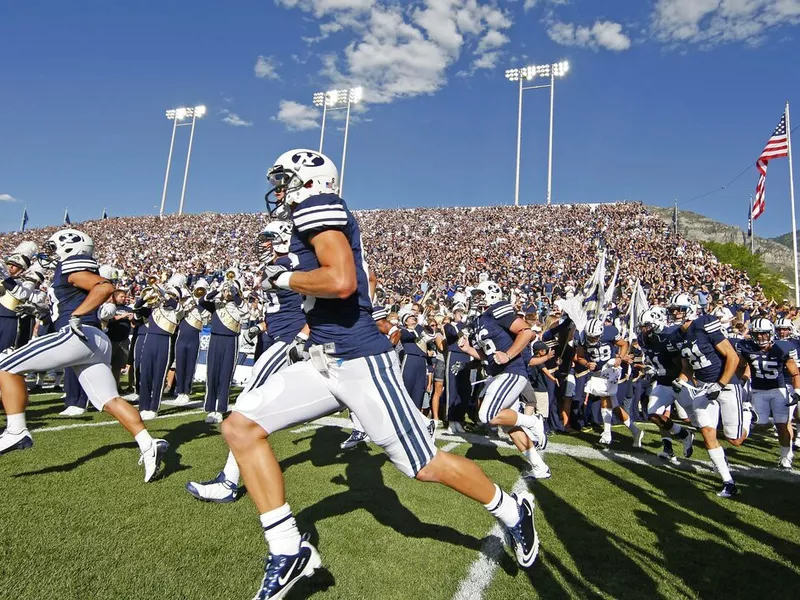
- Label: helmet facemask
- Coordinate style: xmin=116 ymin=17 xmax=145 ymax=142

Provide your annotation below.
xmin=753 ymin=330 xmax=772 ymax=349
xmin=776 ymin=326 xmax=793 ymax=340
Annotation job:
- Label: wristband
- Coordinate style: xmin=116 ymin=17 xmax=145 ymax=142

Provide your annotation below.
xmin=274 ymin=272 xmax=293 ymax=291
xmin=296 ymin=331 xmax=309 ymax=342
xmin=388 ymin=325 xmax=399 ymax=337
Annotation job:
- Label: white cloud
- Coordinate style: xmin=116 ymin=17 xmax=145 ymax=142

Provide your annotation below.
xmin=548 ymin=20 xmax=632 ymax=51
xmin=0 ymin=193 xmax=17 ymax=202
xmin=222 ymin=113 xmax=253 ymax=127
xmin=280 ymin=0 xmax=514 ymax=104
xmin=254 ymin=55 xmax=281 ymax=79
xmin=273 ymin=100 xmax=321 ymax=131
xmin=651 ymin=0 xmax=800 ymax=46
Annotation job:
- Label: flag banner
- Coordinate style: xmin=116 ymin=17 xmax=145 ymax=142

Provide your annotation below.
xmin=753 ymin=112 xmax=789 ymax=220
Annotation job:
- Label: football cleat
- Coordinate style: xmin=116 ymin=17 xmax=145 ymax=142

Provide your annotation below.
xmin=632 ymin=427 xmax=644 ymax=448
xmin=682 ymin=430 xmax=695 ymax=458
xmin=529 ymin=415 xmax=548 ymax=451
xmin=0 ymin=429 xmax=33 ymax=456
xmin=58 ymin=406 xmax=86 ymax=417
xmin=340 ymin=429 xmax=370 ymax=450
xmin=778 ymin=456 xmax=793 ymax=470
xmin=251 ymin=536 xmax=322 ymax=600
xmin=657 ymin=450 xmax=679 ymax=465
xmin=717 ymin=481 xmax=739 ymax=498
xmin=523 ymin=465 xmax=552 ymax=480
xmin=598 ymin=433 xmax=612 ymax=447
xmin=186 ymin=472 xmax=239 ymax=503
xmin=505 ymin=492 xmax=539 ymax=568
xmin=139 ymin=439 xmax=169 ymax=482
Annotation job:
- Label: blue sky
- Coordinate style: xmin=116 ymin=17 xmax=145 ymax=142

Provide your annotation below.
xmin=1 ymin=0 xmax=799 ymax=236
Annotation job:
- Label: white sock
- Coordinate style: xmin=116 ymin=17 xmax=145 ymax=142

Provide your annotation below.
xmin=742 ymin=407 xmax=752 ymax=437
xmin=53 ymin=372 xmax=63 ymax=387
xmin=780 ymin=445 xmax=791 ymax=459
xmin=260 ymin=503 xmax=302 ymax=556
xmin=708 ymin=446 xmax=733 ymax=483
xmin=6 ymin=413 xmax=27 ymax=433
xmin=134 ymin=430 xmax=154 ymax=453
xmin=669 ymin=423 xmax=682 ymax=435
xmin=483 ymin=484 xmax=520 ymax=528
xmin=524 ymin=447 xmax=548 ymax=470
xmin=350 ymin=412 xmax=364 ymax=432
xmin=514 ymin=412 xmax=539 ymax=429
xmin=601 ymin=408 xmax=612 ymax=437
xmin=223 ymin=451 xmax=241 ymax=485
xmin=35 ymin=373 xmax=45 ymax=386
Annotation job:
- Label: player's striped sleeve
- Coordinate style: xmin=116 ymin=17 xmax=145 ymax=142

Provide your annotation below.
xmin=292 ymin=201 xmax=348 ymax=234
xmin=491 ymin=302 xmax=514 ymax=319
xmin=372 ymin=305 xmax=388 ymax=321
xmin=703 ymin=317 xmax=722 ymax=334
xmin=61 ymin=256 xmax=99 ymax=274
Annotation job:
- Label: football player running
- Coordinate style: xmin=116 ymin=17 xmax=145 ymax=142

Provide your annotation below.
xmin=458 ymin=281 xmax=551 ymax=479
xmin=667 ymin=293 xmax=751 ymax=498
xmin=575 ymin=318 xmax=643 ymax=448
xmin=0 ymin=229 xmax=168 ymax=482
xmin=775 ymin=318 xmax=800 ymax=451
xmin=221 ymin=150 xmax=539 ymax=600
xmin=186 ymin=219 xmax=307 ymax=503
xmin=738 ymin=318 xmax=799 ymax=469
xmin=637 ymin=308 xmax=695 ymax=463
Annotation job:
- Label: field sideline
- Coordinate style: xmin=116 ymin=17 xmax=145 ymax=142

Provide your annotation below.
xmin=1 ymin=391 xmax=798 ymax=600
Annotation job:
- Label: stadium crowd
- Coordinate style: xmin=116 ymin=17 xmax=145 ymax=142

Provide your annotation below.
xmin=0 ymin=202 xmax=789 ymax=328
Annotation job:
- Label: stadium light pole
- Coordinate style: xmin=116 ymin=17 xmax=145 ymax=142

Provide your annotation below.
xmin=160 ymin=107 xmax=188 ymax=217
xmin=504 ymin=61 xmax=569 ymax=206
xmin=178 ymin=105 xmax=206 ymax=216
xmin=312 ymin=87 xmax=363 ymax=196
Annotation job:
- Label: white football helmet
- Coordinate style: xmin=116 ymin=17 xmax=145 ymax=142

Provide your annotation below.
xmin=44 ymin=229 xmax=94 ymax=261
xmin=667 ymin=292 xmax=697 ymax=324
xmin=750 ymin=318 xmax=774 ymax=348
xmin=265 ymin=149 xmax=339 ymax=216
xmin=470 ymin=280 xmax=504 ymax=309
xmin=775 ymin=317 xmax=795 ymax=339
xmin=258 ymin=220 xmax=293 ymax=262
xmin=22 ymin=262 xmax=45 ymax=286
xmin=638 ymin=308 xmax=666 ymax=335
xmin=584 ymin=318 xmax=604 ymax=345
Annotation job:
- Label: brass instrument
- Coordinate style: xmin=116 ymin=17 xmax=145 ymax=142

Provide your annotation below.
xmin=147 ymin=275 xmax=159 ymax=286
xmin=141 ymin=285 xmax=164 ymax=307
xmin=193 ymin=287 xmax=206 ymax=299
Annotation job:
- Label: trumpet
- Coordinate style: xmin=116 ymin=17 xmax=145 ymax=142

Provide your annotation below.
xmin=193 ymin=287 xmax=207 ymax=299
xmin=141 ymin=285 xmax=164 ymax=307
xmin=147 ymin=275 xmax=159 ymax=286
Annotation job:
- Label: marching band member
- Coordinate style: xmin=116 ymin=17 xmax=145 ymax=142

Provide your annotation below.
xmin=173 ymin=278 xmax=210 ymax=405
xmin=137 ymin=278 xmax=185 ymax=419
xmin=0 ymin=242 xmax=38 ymax=354
xmin=199 ymin=268 xmax=246 ymax=424
xmin=126 ymin=280 xmax=155 ymax=400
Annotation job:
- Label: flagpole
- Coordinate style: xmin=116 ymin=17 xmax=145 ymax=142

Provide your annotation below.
xmin=749 ymin=195 xmax=754 ymax=253
xmin=787 ymin=101 xmax=799 ymax=307
xmin=20 ymin=206 xmax=26 ymax=232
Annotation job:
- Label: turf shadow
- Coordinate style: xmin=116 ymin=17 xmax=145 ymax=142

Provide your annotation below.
xmin=13 ymin=441 xmax=131 ymax=478
xmin=575 ymin=457 xmax=800 ymax=597
xmin=158 ymin=419 xmax=222 ymax=478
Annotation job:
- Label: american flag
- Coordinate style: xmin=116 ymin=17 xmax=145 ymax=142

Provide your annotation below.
xmin=753 ymin=112 xmax=789 ymax=220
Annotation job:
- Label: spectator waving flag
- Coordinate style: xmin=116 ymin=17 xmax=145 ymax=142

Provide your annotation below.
xmin=753 ymin=111 xmax=789 ymax=220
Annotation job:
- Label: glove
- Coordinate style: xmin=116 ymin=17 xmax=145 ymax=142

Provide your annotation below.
xmin=14 ymin=304 xmax=36 ymax=316
xmin=286 ymin=333 xmax=309 ymax=364
xmin=450 ymin=362 xmax=463 ymax=376
xmin=69 ymin=315 xmax=87 ymax=340
xmin=671 ymin=378 xmax=684 ymax=393
xmin=788 ymin=389 xmax=800 ymax=407
xmin=260 ymin=265 xmax=290 ymax=291
xmin=706 ymin=382 xmax=723 ymax=400
xmin=246 ymin=326 xmax=262 ymax=342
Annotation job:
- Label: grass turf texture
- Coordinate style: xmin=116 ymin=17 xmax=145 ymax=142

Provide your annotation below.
xmin=1 ymin=392 xmax=798 ymax=600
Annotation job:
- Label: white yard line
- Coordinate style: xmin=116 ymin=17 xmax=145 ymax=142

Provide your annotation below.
xmin=452 ymin=478 xmax=528 ymax=600
xmin=32 ymin=410 xmax=204 ymax=433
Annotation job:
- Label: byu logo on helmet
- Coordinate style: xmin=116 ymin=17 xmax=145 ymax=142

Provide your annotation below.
xmin=291 ymin=151 xmax=325 ymax=168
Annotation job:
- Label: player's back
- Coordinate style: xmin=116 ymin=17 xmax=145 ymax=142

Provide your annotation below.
xmin=50 ymin=255 xmax=101 ymax=330
xmin=289 ymin=193 xmax=391 ymax=359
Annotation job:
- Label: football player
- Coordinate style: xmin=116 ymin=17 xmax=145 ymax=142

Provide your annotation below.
xmin=186 ymin=220 xmax=307 ymax=502
xmin=221 ymin=150 xmax=539 ymax=599
xmin=575 ymin=317 xmax=643 ymax=447
xmin=775 ymin=318 xmax=800 ymax=450
xmin=637 ymin=308 xmax=694 ymax=463
xmin=0 ymin=229 xmax=167 ymax=481
xmin=667 ymin=293 xmax=750 ymax=498
xmin=738 ymin=318 xmax=799 ymax=469
xmin=458 ymin=280 xmax=550 ymax=479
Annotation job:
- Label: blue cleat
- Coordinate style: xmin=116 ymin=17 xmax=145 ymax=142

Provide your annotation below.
xmin=186 ymin=471 xmax=239 ymax=503
xmin=717 ymin=481 xmax=739 ymax=498
xmin=505 ymin=492 xmax=540 ymax=568
xmin=340 ymin=429 xmax=370 ymax=450
xmin=251 ymin=536 xmax=322 ymax=600
xmin=0 ymin=429 xmax=33 ymax=456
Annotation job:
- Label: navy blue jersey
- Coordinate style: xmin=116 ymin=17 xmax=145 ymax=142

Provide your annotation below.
xmin=49 ymin=255 xmax=101 ymax=330
xmin=106 ymin=305 xmax=133 ymax=343
xmin=444 ymin=322 xmax=470 ymax=359
xmin=670 ymin=315 xmax=727 ymax=384
xmin=780 ymin=337 xmax=800 ymax=380
xmin=471 ymin=301 xmax=527 ymax=377
xmin=638 ymin=328 xmax=682 ymax=386
xmin=739 ymin=339 xmax=792 ymax=390
xmin=372 ymin=304 xmax=388 ymax=322
xmin=289 ymin=193 xmax=391 ymax=359
xmin=577 ymin=325 xmax=620 ymax=370
xmin=263 ymin=255 xmax=306 ymax=343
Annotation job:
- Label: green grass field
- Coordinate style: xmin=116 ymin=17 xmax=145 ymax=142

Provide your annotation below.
xmin=1 ymin=389 xmax=798 ymax=600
